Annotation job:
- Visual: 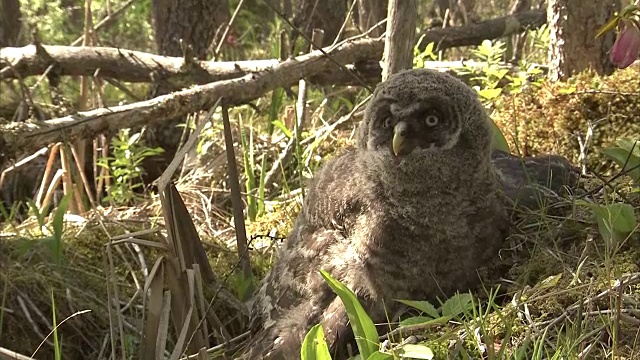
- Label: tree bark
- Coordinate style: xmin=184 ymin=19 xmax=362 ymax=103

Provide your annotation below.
xmin=293 ymin=0 xmax=346 ymax=48
xmin=382 ymin=0 xmax=417 ymax=80
xmin=0 ymin=0 xmax=24 ymax=48
xmin=547 ymin=0 xmax=620 ymax=81
xmin=147 ymin=0 xmax=230 ymax=181
xmin=417 ymin=9 xmax=546 ymax=51
xmin=357 ymin=0 xmax=388 ymax=37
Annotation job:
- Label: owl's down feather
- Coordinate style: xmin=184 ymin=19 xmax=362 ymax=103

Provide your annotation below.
xmin=238 ymin=68 xmax=578 ymax=359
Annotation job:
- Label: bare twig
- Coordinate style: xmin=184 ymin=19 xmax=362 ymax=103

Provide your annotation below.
xmin=263 ymin=29 xmax=324 ymax=189
xmin=214 ymin=0 xmax=246 ymax=60
xmin=70 ymin=0 xmax=136 ymax=46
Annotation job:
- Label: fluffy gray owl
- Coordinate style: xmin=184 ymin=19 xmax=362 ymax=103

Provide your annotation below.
xmin=240 ymin=68 xmax=578 ymax=359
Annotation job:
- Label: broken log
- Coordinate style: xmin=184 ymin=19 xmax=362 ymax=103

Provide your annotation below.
xmin=1 ymin=9 xmax=546 ymax=88
xmin=0 ymin=38 xmax=384 ymax=162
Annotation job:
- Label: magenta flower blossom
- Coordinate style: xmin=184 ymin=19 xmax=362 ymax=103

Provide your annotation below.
xmin=610 ymin=21 xmax=640 ymax=68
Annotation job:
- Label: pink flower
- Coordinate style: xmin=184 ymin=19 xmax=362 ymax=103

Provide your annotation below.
xmin=610 ymin=21 xmax=640 ymax=68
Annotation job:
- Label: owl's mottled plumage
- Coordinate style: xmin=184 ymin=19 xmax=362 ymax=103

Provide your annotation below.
xmin=240 ymin=69 xmax=578 ymax=359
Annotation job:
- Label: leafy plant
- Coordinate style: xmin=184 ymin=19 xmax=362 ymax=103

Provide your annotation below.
xmin=585 ymin=202 xmax=637 ymax=243
xmin=238 ymin=112 xmax=267 ymax=221
xmin=96 ymin=129 xmax=164 ymax=205
xmin=320 ymin=270 xmax=379 ymax=359
xmin=601 ymin=138 xmax=640 ymax=186
xmin=413 ymin=39 xmax=438 ymax=68
xmin=397 ymin=292 xmax=474 ymax=328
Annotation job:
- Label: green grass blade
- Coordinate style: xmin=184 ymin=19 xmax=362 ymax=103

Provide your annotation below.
xmin=320 ymin=270 xmax=378 ymax=358
xmin=268 ymin=88 xmax=285 ymax=135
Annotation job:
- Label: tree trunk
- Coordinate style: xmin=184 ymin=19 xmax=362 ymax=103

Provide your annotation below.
xmin=436 ymin=0 xmax=478 ymax=27
xmin=547 ymin=0 xmax=620 ymax=81
xmin=382 ymin=0 xmax=417 ymax=80
xmin=357 ymin=0 xmax=388 ymax=37
xmin=0 ymin=0 xmax=24 ymax=47
xmin=151 ymin=0 xmax=229 ymax=59
xmin=292 ymin=0 xmax=346 ymax=48
xmin=144 ymin=0 xmax=229 ymax=182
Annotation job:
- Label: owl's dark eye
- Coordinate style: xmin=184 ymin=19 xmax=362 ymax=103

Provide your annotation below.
xmin=383 ymin=117 xmax=393 ymax=128
xmin=424 ymin=115 xmax=439 ymax=127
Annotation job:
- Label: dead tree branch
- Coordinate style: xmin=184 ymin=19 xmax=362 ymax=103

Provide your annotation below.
xmin=416 ymin=9 xmax=545 ymax=51
xmin=1 ymin=9 xmax=546 ymax=86
xmin=0 ymin=38 xmax=384 ymax=162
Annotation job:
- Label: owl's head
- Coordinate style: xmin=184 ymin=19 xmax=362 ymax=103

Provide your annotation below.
xmin=357 ymin=68 xmax=492 ymax=163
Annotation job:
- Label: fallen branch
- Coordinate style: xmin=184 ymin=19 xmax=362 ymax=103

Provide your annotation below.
xmin=416 ymin=9 xmax=546 ymax=51
xmin=1 ymin=10 xmax=546 ymax=87
xmin=0 ymin=38 xmax=384 ymax=161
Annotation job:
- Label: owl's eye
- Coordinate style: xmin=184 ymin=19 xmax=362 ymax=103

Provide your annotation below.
xmin=424 ymin=115 xmax=439 ymax=127
xmin=383 ymin=117 xmax=393 ymax=128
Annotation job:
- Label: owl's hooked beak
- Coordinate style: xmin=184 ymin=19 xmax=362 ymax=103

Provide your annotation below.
xmin=392 ymin=121 xmax=411 ymax=156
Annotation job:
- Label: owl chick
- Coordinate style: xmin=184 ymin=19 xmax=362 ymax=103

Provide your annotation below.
xmin=240 ymin=68 xmax=574 ymax=359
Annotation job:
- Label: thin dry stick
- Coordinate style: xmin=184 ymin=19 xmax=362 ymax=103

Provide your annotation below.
xmin=70 ymin=0 xmax=135 ymax=46
xmin=0 ymin=146 xmax=48 ymax=187
xmin=34 ymin=143 xmax=60 ymax=209
xmin=331 ymin=0 xmax=359 ymax=47
xmin=30 ymin=310 xmax=92 ymax=358
xmin=263 ymin=29 xmax=324 ymax=189
xmin=214 ymin=0 xmax=246 ymax=60
xmin=105 ymin=242 xmax=127 ymax=360
xmin=41 ymin=169 xmax=64 ymax=211
xmin=58 ymin=145 xmax=79 ymax=213
xmin=221 ymin=100 xmax=252 ymax=281
xmin=70 ymin=145 xmax=97 ymax=206
xmin=0 ymin=347 xmax=33 ymax=360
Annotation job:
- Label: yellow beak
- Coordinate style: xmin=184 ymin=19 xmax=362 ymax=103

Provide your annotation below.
xmin=392 ymin=121 xmax=408 ymax=156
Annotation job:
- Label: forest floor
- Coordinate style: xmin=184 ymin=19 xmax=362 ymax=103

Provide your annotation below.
xmin=1 ymin=65 xmax=640 ymax=359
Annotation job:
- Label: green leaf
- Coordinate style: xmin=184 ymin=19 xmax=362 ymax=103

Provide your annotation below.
xmin=395 ymin=300 xmax=439 ymax=319
xmin=538 ymin=274 xmax=562 ymax=289
xmin=601 ymin=146 xmax=640 ymax=183
xmin=585 ymin=202 xmax=638 ymax=241
xmin=399 ymin=316 xmax=449 ymax=327
xmin=489 ymin=118 xmax=510 ymax=153
xmin=320 ymin=270 xmax=379 ymax=358
xmin=301 ymin=324 xmax=332 ymax=360
xmin=272 ymin=120 xmax=293 ymax=138
xmin=440 ymin=293 xmax=473 ymax=318
xmin=398 ymin=344 xmax=435 ymax=359
xmin=604 ymin=203 xmax=637 ymax=233
xmin=51 ymin=193 xmax=71 ymax=267
xmin=477 ymin=88 xmax=503 ymax=100
xmin=268 ymin=88 xmax=285 ymax=135
xmin=616 ymin=138 xmax=640 ymax=157
xmin=596 ymin=15 xmax=620 ymax=38
xmin=557 ymin=86 xmax=576 ymax=94
xmin=366 ymin=351 xmax=394 ymax=360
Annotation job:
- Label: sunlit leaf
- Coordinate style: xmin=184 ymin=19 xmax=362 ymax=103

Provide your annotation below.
xmin=398 ymin=344 xmax=435 ymax=359
xmin=301 ymin=324 xmax=332 ymax=360
xmin=395 ymin=300 xmax=439 ymax=319
xmin=440 ymin=293 xmax=473 ymax=318
xmin=320 ymin=270 xmax=379 ymax=358
xmin=489 ymin=118 xmax=510 ymax=153
xmin=601 ymin=147 xmax=640 ymax=183
xmin=596 ymin=15 xmax=620 ymax=38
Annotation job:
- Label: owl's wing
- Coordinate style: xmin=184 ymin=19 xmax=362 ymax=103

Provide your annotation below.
xmin=240 ymin=151 xmax=366 ymax=359
xmin=491 ymin=149 xmax=580 ymax=211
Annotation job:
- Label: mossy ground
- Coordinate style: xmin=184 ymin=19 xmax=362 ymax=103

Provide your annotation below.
xmin=2 ymin=65 xmax=640 ymax=359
